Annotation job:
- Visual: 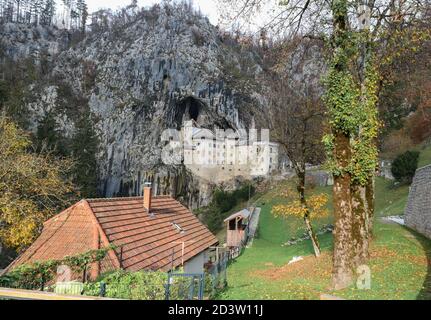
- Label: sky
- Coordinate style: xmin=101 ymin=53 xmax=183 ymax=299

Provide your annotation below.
xmin=86 ymin=0 xmax=220 ymax=25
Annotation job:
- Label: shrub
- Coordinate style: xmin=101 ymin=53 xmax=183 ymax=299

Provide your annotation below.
xmin=202 ymin=184 xmax=256 ymax=233
xmin=391 ymin=151 xmax=420 ymax=183
xmin=83 ymin=270 xmax=196 ymax=300
xmin=197 ymin=205 xmax=224 ymax=233
xmin=0 ymin=260 xmax=61 ymax=290
xmin=214 ymin=189 xmax=238 ymax=213
xmin=83 ymin=270 xmax=167 ymax=300
xmin=0 ymin=247 xmax=112 ymax=290
xmin=213 ymin=184 xmax=255 ymax=214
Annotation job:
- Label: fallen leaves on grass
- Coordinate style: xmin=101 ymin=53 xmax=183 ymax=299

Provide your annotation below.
xmin=370 ymin=246 xmax=428 ymax=266
xmin=250 ymin=244 xmax=428 ymax=296
xmin=250 ymin=253 xmax=332 ymax=282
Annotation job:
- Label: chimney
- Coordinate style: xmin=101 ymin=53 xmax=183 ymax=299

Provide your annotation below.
xmin=143 ymin=182 xmax=152 ymax=212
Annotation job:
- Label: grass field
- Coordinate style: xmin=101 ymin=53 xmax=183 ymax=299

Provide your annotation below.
xmin=418 ymin=144 xmax=431 ymax=169
xmin=375 ymin=178 xmax=410 ymax=217
xmin=218 ymin=176 xmax=431 ymax=300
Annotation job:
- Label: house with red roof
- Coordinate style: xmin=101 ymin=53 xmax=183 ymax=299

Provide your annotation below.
xmin=6 ymin=185 xmax=218 ymax=280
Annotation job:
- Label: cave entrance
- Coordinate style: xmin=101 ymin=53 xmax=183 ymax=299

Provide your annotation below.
xmin=175 ymin=97 xmax=206 ymax=127
xmin=189 ymin=100 xmax=200 ymax=121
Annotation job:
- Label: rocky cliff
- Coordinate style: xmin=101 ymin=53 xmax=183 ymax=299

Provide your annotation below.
xmin=0 ymin=3 xmax=265 ymax=208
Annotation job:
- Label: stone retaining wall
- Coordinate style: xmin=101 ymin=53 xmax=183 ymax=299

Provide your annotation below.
xmin=405 ymin=165 xmax=431 ymax=239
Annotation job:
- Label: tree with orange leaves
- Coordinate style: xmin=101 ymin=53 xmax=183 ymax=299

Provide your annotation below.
xmin=0 ymin=117 xmax=76 ymax=251
xmin=272 ymin=188 xmax=329 ymax=257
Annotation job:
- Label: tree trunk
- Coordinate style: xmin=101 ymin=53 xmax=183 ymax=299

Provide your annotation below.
xmin=351 ymin=184 xmax=369 ymax=268
xmin=366 ymin=175 xmax=375 ymax=238
xmin=350 ymin=175 xmax=375 ymax=268
xmin=296 ymin=165 xmax=321 ymax=257
xmin=332 ymin=131 xmax=353 ymax=290
xmin=304 ymin=213 xmax=321 ymax=257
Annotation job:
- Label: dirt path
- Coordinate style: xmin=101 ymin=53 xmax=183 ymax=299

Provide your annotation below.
xmin=246 ymin=207 xmax=261 ymax=247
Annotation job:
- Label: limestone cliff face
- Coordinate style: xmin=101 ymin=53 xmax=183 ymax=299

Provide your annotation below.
xmin=0 ymin=22 xmax=70 ymax=61
xmin=1 ymin=4 xmax=265 ymax=208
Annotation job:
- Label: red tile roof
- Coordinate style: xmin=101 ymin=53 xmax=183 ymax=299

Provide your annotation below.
xmin=8 ymin=196 xmax=218 ymax=273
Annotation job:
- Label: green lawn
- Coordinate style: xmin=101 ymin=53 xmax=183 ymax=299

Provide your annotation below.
xmin=418 ymin=144 xmax=431 ymax=169
xmin=375 ymin=177 xmax=410 ymax=217
xmin=218 ymin=176 xmax=431 ymax=300
xmin=374 ymin=143 xmax=431 ymax=217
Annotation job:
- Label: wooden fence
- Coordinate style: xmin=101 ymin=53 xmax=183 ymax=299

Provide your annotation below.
xmin=0 ymin=287 xmax=117 ymax=300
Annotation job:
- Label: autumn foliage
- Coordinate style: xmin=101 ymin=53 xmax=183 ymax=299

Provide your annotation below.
xmin=0 ymin=117 xmax=76 ymax=251
xmin=272 ymin=189 xmax=329 ymax=220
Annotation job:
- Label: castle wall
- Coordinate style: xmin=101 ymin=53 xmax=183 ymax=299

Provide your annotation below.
xmin=405 ymin=165 xmax=431 ymax=239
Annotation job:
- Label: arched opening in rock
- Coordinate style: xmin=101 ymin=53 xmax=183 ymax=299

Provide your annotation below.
xmin=175 ymin=97 xmax=207 ymax=127
xmin=189 ymin=100 xmax=200 ymax=121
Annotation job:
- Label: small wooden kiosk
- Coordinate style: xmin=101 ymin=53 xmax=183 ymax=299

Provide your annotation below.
xmin=224 ymin=209 xmax=251 ymax=247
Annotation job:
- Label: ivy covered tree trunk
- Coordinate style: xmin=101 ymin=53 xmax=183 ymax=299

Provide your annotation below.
xmin=366 ymin=176 xmax=375 ymax=237
xmin=327 ymin=0 xmax=356 ymax=290
xmin=351 ymin=184 xmax=369 ymax=268
xmin=332 ymin=131 xmax=353 ymax=289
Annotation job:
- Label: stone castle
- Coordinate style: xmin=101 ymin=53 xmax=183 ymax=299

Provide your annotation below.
xmin=180 ymin=120 xmax=279 ymax=183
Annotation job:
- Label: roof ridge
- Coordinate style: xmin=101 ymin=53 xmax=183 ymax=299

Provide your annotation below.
xmin=82 ymin=200 xmax=122 ymax=269
xmin=86 ymin=195 xmax=172 ymax=202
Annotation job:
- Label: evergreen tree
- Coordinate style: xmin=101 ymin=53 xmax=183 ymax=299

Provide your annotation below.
xmin=40 ymin=0 xmax=55 ymax=26
xmin=391 ymin=151 xmax=420 ymax=183
xmin=70 ymin=110 xmax=99 ymax=198
xmin=36 ymin=112 xmax=68 ymax=156
xmin=76 ymin=0 xmax=88 ymax=32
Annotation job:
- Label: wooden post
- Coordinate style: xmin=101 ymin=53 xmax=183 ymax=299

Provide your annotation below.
xmin=172 ymin=241 xmax=196 ymax=268
xmin=226 ymin=220 xmax=229 ymax=246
